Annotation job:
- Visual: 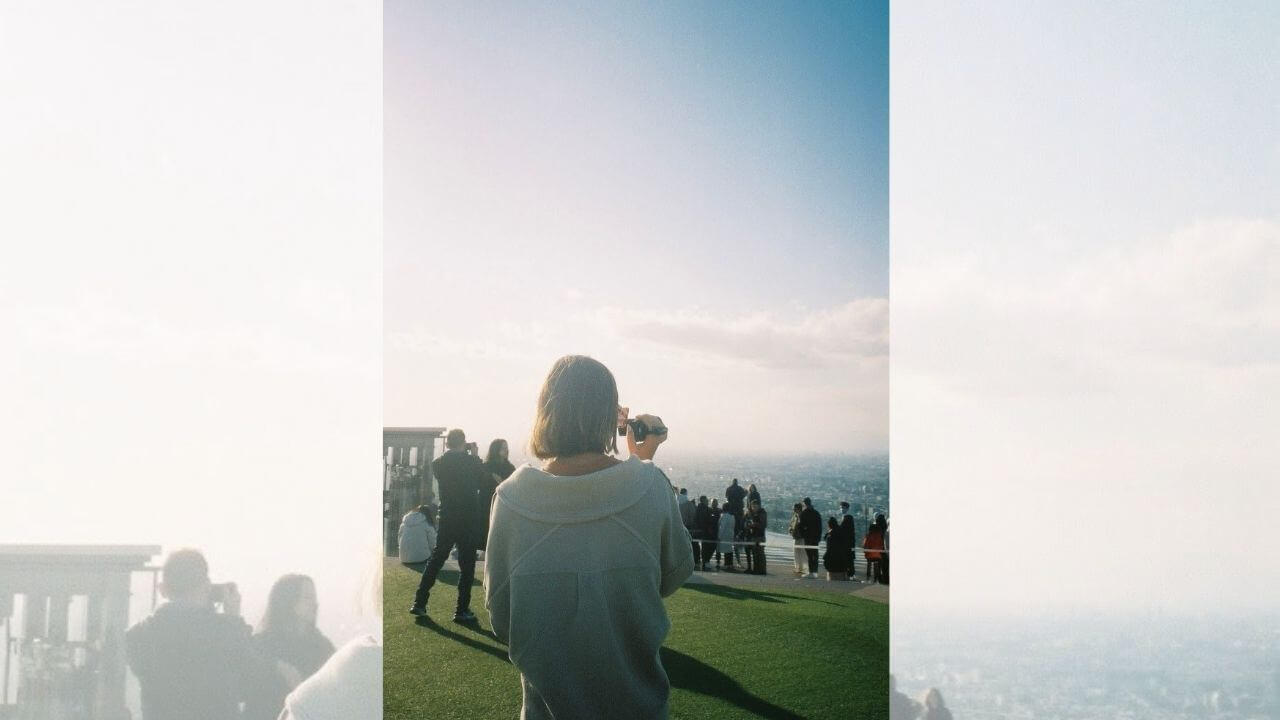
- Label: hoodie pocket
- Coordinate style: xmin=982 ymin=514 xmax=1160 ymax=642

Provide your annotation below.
xmin=506 ymin=572 xmax=578 ymax=669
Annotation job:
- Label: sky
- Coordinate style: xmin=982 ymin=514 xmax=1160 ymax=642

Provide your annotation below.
xmin=890 ymin=2 xmax=1280 ymax=616
xmin=384 ymin=0 xmax=889 ymax=457
xmin=0 ymin=2 xmax=382 ymax=643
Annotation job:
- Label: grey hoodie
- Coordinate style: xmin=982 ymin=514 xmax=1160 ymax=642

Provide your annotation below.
xmin=484 ymin=456 xmax=694 ymax=720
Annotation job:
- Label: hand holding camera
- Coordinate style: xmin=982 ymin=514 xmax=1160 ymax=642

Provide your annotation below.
xmin=618 ymin=406 xmax=668 ymax=462
xmin=209 ymin=582 xmax=241 ymax=617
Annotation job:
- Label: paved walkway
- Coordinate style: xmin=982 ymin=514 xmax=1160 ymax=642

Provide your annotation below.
xmin=396 ymin=554 xmax=888 ymax=605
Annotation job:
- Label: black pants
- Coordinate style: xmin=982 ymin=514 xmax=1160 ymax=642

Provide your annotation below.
xmin=731 ymin=512 xmax=744 ymax=563
xmin=805 ymin=544 xmax=819 ymax=574
xmin=699 ymin=539 xmax=715 ymax=567
xmin=751 ymin=541 xmax=766 ymax=575
xmin=413 ymin=520 xmax=477 ymax=612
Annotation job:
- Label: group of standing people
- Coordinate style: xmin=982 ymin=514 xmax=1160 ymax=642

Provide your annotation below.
xmin=789 ymin=499 xmax=889 ymax=583
xmin=407 ymin=433 xmax=515 ymax=622
xmin=678 ymin=478 xmax=768 ymax=575
xmin=125 ymin=549 xmax=354 ymax=719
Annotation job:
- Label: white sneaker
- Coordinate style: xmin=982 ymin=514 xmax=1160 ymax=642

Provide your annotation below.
xmin=807 ymin=572 xmax=817 ymax=579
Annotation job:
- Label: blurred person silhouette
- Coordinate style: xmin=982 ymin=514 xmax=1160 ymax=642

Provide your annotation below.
xmin=485 ymin=355 xmax=692 ymax=720
xmin=724 ymin=478 xmax=746 ymax=565
xmin=864 ymin=514 xmax=887 ymax=584
xmin=823 ymin=517 xmax=850 ymax=580
xmin=479 ymin=439 xmax=517 ymax=554
xmin=920 ymin=688 xmax=954 ymax=720
xmin=125 ymin=548 xmax=277 ymax=720
xmin=243 ymin=574 xmax=336 ymax=720
xmin=788 ymin=502 xmax=805 ymax=575
xmin=746 ymin=482 xmax=761 ymax=507
xmin=744 ymin=499 xmax=767 ymax=575
xmin=839 ymin=501 xmax=856 ymax=580
xmin=409 ymin=428 xmax=487 ymax=622
xmin=889 ymin=675 xmax=922 ymax=720
xmin=677 ymin=487 xmax=697 ymax=564
xmin=397 ymin=504 xmax=437 ymax=564
xmin=799 ymin=497 xmax=823 ymax=578
xmin=717 ymin=498 xmax=737 ymax=571
xmin=278 ymin=550 xmax=383 ymax=720
xmin=708 ymin=499 xmax=723 ymax=569
xmin=694 ymin=495 xmax=715 ymax=570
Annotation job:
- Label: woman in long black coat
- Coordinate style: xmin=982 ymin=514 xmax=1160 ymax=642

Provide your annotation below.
xmin=822 ymin=517 xmax=851 ymax=576
xmin=479 ymin=439 xmax=516 ymax=550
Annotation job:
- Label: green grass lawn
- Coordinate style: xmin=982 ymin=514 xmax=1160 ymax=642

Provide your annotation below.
xmin=385 ymin=562 xmax=888 ymax=720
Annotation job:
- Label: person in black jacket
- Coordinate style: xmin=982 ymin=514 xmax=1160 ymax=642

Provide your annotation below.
xmin=708 ymin=499 xmax=723 ymax=569
xmin=126 ymin=549 xmax=278 ymax=720
xmin=410 ymin=428 xmax=487 ymax=622
xmin=694 ymin=495 xmax=715 ymax=570
xmin=744 ymin=499 xmax=768 ymax=575
xmin=799 ymin=497 xmax=822 ymax=577
xmin=839 ymin=501 xmax=857 ymax=581
xmin=823 ymin=517 xmax=851 ymax=578
xmin=724 ymin=479 xmax=746 ymax=566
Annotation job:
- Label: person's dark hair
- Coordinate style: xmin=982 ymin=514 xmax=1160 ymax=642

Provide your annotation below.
xmin=802 ymin=497 xmax=812 ymax=507
xmin=679 ymin=488 xmax=687 ymax=495
xmin=485 ymin=438 xmax=509 ymax=465
xmin=840 ymin=501 xmax=850 ymax=510
xmin=874 ymin=513 xmax=887 ymax=530
xmin=731 ymin=478 xmax=738 ymax=485
xmin=529 ymin=355 xmax=619 ymax=459
xmin=698 ymin=495 xmax=708 ymax=505
xmin=446 ymin=428 xmax=466 ymax=449
xmin=827 ymin=517 xmax=838 ymax=530
xmin=711 ymin=499 xmax=719 ymax=508
xmin=259 ymin=574 xmax=316 ymax=635
xmin=748 ymin=483 xmax=757 ymax=493
xmin=793 ymin=502 xmax=803 ymax=512
xmin=162 ymin=549 xmax=209 ymax=595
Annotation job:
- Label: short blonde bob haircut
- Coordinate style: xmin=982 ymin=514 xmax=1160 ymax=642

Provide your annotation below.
xmin=530 ymin=355 xmax=619 ymax=459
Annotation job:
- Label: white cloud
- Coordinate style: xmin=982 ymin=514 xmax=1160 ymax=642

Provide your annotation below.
xmin=893 ymin=218 xmax=1280 ymax=613
xmin=595 ymin=298 xmax=889 ymax=370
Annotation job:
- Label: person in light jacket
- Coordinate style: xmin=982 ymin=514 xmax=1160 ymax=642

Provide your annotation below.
xmin=788 ymin=502 xmax=805 ymax=575
xmin=397 ymin=504 xmax=437 ymax=564
xmin=717 ymin=499 xmax=737 ymax=571
xmin=485 ymin=355 xmax=692 ymax=720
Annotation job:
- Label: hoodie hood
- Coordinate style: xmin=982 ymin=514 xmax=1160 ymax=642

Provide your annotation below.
xmin=495 ymin=456 xmax=659 ymax=524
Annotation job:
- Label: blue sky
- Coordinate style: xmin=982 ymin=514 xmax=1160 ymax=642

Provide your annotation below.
xmin=385 ymin=0 xmax=889 ymax=456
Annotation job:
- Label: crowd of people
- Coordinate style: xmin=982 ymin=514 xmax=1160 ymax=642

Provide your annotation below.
xmin=125 ymin=548 xmax=380 ymax=720
xmin=671 ymin=483 xmax=889 ymax=583
xmin=676 ymin=479 xmax=770 ymax=574
xmin=397 ymin=354 xmax=889 ymax=718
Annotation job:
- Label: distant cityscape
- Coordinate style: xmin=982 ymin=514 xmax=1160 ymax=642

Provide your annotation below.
xmin=894 ymin=614 xmax=1280 ymax=719
xmin=659 ymin=453 xmax=890 ymax=536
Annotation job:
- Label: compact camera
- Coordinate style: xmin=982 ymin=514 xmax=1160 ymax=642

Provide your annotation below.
xmin=617 ymin=408 xmax=668 ymax=442
xmin=209 ymin=582 xmax=238 ymax=605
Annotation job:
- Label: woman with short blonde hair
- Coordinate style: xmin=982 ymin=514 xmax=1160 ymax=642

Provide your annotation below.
xmin=485 ymin=354 xmax=692 ymax=720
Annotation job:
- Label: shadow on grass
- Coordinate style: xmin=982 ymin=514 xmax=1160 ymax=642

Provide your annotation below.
xmin=681 ymin=582 xmax=845 ymax=607
xmin=401 ymin=564 xmax=484 ymax=587
xmin=661 ymin=647 xmax=805 ymax=720
xmin=414 ymin=616 xmax=510 ymax=664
